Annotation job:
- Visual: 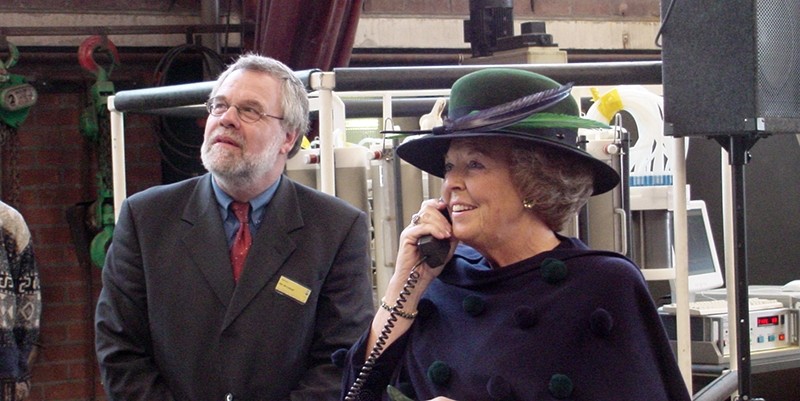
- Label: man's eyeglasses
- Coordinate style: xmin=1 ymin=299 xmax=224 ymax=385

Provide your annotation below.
xmin=205 ymin=100 xmax=284 ymax=124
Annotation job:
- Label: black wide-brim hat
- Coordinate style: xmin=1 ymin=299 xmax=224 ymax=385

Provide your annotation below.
xmin=394 ymin=68 xmax=620 ymax=196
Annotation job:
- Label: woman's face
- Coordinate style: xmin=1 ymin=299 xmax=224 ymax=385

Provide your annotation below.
xmin=442 ymin=138 xmax=528 ymax=251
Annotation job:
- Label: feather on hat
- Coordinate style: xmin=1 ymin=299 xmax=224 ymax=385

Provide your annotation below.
xmin=393 ymin=68 xmax=620 ymax=195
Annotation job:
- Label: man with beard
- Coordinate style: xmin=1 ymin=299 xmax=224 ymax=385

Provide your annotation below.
xmin=95 ymin=54 xmax=374 ymax=401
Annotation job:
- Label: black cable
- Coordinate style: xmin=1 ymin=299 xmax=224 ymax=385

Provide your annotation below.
xmin=153 ymin=44 xmax=226 ymax=181
xmin=654 ymin=0 xmax=677 ymax=48
xmin=344 ymin=256 xmax=429 ymax=401
xmin=155 ymin=138 xmax=205 ymax=178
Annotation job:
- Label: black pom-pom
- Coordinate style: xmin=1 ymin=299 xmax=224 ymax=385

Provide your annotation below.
xmin=330 ymin=348 xmax=348 ymax=368
xmin=548 ymin=373 xmax=574 ymax=399
xmin=486 ymin=375 xmax=515 ymax=401
xmin=462 ymin=295 xmax=486 ymax=317
xmin=427 ymin=360 xmax=452 ymax=386
xmin=418 ymin=298 xmax=436 ymax=319
xmin=540 ymin=258 xmax=568 ymax=284
xmin=590 ymin=308 xmax=614 ymax=338
xmin=513 ymin=306 xmax=538 ymax=329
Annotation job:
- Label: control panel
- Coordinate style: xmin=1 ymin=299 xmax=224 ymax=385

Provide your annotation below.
xmin=660 ymin=307 xmax=799 ymax=365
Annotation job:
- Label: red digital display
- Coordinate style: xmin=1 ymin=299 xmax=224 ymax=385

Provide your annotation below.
xmin=757 ymin=315 xmax=779 ymax=326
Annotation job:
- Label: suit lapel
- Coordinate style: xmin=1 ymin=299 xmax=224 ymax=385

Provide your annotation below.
xmin=222 ymin=178 xmax=304 ymax=329
xmin=179 ymin=175 xmax=236 ymax=306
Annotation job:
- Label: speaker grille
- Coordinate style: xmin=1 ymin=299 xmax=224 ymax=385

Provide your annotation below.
xmin=756 ymin=0 xmax=800 ymax=116
xmin=661 ymin=0 xmax=800 ymax=136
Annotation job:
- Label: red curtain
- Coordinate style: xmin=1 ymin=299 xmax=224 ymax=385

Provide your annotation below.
xmin=243 ymin=0 xmax=363 ymax=71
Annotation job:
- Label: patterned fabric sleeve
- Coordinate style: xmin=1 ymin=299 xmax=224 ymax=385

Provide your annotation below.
xmin=0 ymin=202 xmax=41 ymax=384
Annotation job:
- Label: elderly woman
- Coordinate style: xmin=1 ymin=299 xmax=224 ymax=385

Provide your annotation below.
xmin=341 ymin=69 xmax=690 ymax=401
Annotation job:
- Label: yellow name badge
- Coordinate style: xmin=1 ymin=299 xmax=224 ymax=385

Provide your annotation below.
xmin=275 ymin=276 xmax=311 ymax=304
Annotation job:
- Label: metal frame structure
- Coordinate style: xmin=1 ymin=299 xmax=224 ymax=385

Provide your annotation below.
xmin=106 ymin=61 xmax=738 ymax=399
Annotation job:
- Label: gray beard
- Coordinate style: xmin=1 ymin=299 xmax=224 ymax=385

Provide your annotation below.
xmin=201 ymin=137 xmax=281 ymax=190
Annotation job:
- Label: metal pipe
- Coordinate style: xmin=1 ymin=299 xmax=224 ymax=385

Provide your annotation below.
xmin=672 ymin=135 xmax=692 ymax=388
xmin=131 ymin=97 xmax=442 ymax=120
xmin=692 ymin=370 xmax=739 ymax=401
xmin=312 ymin=72 xmax=337 ymax=196
xmin=314 ymin=97 xmax=441 ymax=119
xmin=112 ymin=69 xmax=320 ymax=113
xmin=110 ymin=61 xmax=664 ymax=130
xmin=333 ymin=60 xmax=662 ymax=91
xmin=729 ymin=136 xmax=756 ymax=398
xmin=0 ymin=24 xmax=253 ymax=37
xmin=721 ymin=146 xmax=739 ymax=374
xmin=112 ymin=62 xmax=660 ymax=113
xmin=107 ymin=96 xmax=127 ymax=222
xmin=112 ymin=81 xmax=216 ymax=113
xmin=349 ymin=51 xmax=660 ymax=68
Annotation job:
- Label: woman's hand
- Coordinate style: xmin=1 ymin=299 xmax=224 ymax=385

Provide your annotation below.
xmin=367 ymin=198 xmax=456 ymax=357
xmin=394 ymin=198 xmax=455 ymax=285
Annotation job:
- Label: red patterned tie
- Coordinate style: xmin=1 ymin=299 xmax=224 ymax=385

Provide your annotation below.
xmin=230 ymin=201 xmax=251 ymax=282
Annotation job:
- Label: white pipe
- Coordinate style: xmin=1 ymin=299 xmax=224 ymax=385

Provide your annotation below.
xmin=382 ymin=93 xmax=393 ymax=130
xmin=311 ymin=72 xmax=336 ymax=195
xmin=672 ymin=136 xmax=692 ymax=389
xmin=107 ymin=96 xmax=127 ymax=222
xmin=721 ymin=146 xmax=739 ymax=378
xmin=332 ymin=93 xmax=346 ymax=147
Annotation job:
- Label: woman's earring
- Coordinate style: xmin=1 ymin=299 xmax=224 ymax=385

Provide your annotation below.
xmin=522 ymin=199 xmax=535 ymax=209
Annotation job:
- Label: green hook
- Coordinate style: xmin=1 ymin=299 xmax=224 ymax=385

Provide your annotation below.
xmin=0 ymin=41 xmax=20 ymax=82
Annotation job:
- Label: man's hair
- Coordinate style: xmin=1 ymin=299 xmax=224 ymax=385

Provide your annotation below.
xmin=210 ymin=53 xmax=310 ymax=157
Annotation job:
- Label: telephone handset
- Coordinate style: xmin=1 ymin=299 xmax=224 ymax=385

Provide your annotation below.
xmin=343 ymin=207 xmax=451 ymax=401
xmin=416 ymin=208 xmax=451 ymax=267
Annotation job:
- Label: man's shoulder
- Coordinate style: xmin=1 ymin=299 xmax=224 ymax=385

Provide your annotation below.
xmin=0 ymin=201 xmax=30 ymax=249
xmin=0 ymin=201 xmax=25 ymax=227
xmin=127 ymin=175 xmax=207 ymax=204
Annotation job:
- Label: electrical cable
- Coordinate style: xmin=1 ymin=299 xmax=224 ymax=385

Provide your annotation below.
xmin=152 ymin=43 xmax=226 ymax=181
xmin=654 ymin=0 xmax=676 ymax=48
xmin=154 ymin=137 xmax=205 ymax=178
xmin=343 ymin=256 xmax=429 ymax=401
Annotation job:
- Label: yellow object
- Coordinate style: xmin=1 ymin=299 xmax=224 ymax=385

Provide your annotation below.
xmin=301 ymin=135 xmax=311 ymax=149
xmin=595 ymin=88 xmax=624 ymax=122
xmin=275 ymin=276 xmax=311 ymax=304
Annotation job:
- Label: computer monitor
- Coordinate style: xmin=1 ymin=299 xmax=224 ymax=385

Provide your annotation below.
xmin=670 ymin=200 xmax=725 ymax=301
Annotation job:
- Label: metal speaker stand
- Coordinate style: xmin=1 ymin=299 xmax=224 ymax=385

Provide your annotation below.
xmin=715 ymin=133 xmax=767 ymax=401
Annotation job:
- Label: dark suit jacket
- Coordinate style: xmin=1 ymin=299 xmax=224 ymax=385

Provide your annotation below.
xmin=95 ymin=174 xmax=375 ymax=401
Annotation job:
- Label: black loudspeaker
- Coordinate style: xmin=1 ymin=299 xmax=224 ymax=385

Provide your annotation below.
xmin=660 ymin=0 xmax=800 ymax=137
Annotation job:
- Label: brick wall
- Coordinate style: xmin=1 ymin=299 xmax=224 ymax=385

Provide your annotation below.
xmin=4 ymin=53 xmax=165 ymax=401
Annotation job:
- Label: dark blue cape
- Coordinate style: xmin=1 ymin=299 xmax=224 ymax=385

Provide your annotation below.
xmin=342 ymin=236 xmax=690 ymax=401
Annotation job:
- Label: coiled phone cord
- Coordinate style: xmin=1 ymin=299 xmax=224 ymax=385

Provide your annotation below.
xmin=343 ymin=257 xmax=427 ymax=401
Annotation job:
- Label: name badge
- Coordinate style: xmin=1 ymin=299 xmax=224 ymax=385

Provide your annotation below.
xmin=276 ymin=276 xmax=311 ymax=304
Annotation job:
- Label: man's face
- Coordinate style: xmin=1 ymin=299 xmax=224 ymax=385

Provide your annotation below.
xmin=201 ymin=69 xmax=297 ymax=189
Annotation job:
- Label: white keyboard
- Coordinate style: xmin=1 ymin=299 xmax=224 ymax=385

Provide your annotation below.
xmin=660 ymin=298 xmax=784 ymax=316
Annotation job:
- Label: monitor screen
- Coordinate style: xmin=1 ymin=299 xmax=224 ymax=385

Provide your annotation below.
xmin=686 ymin=207 xmax=717 ymax=276
xmin=673 ymin=200 xmax=724 ymax=298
